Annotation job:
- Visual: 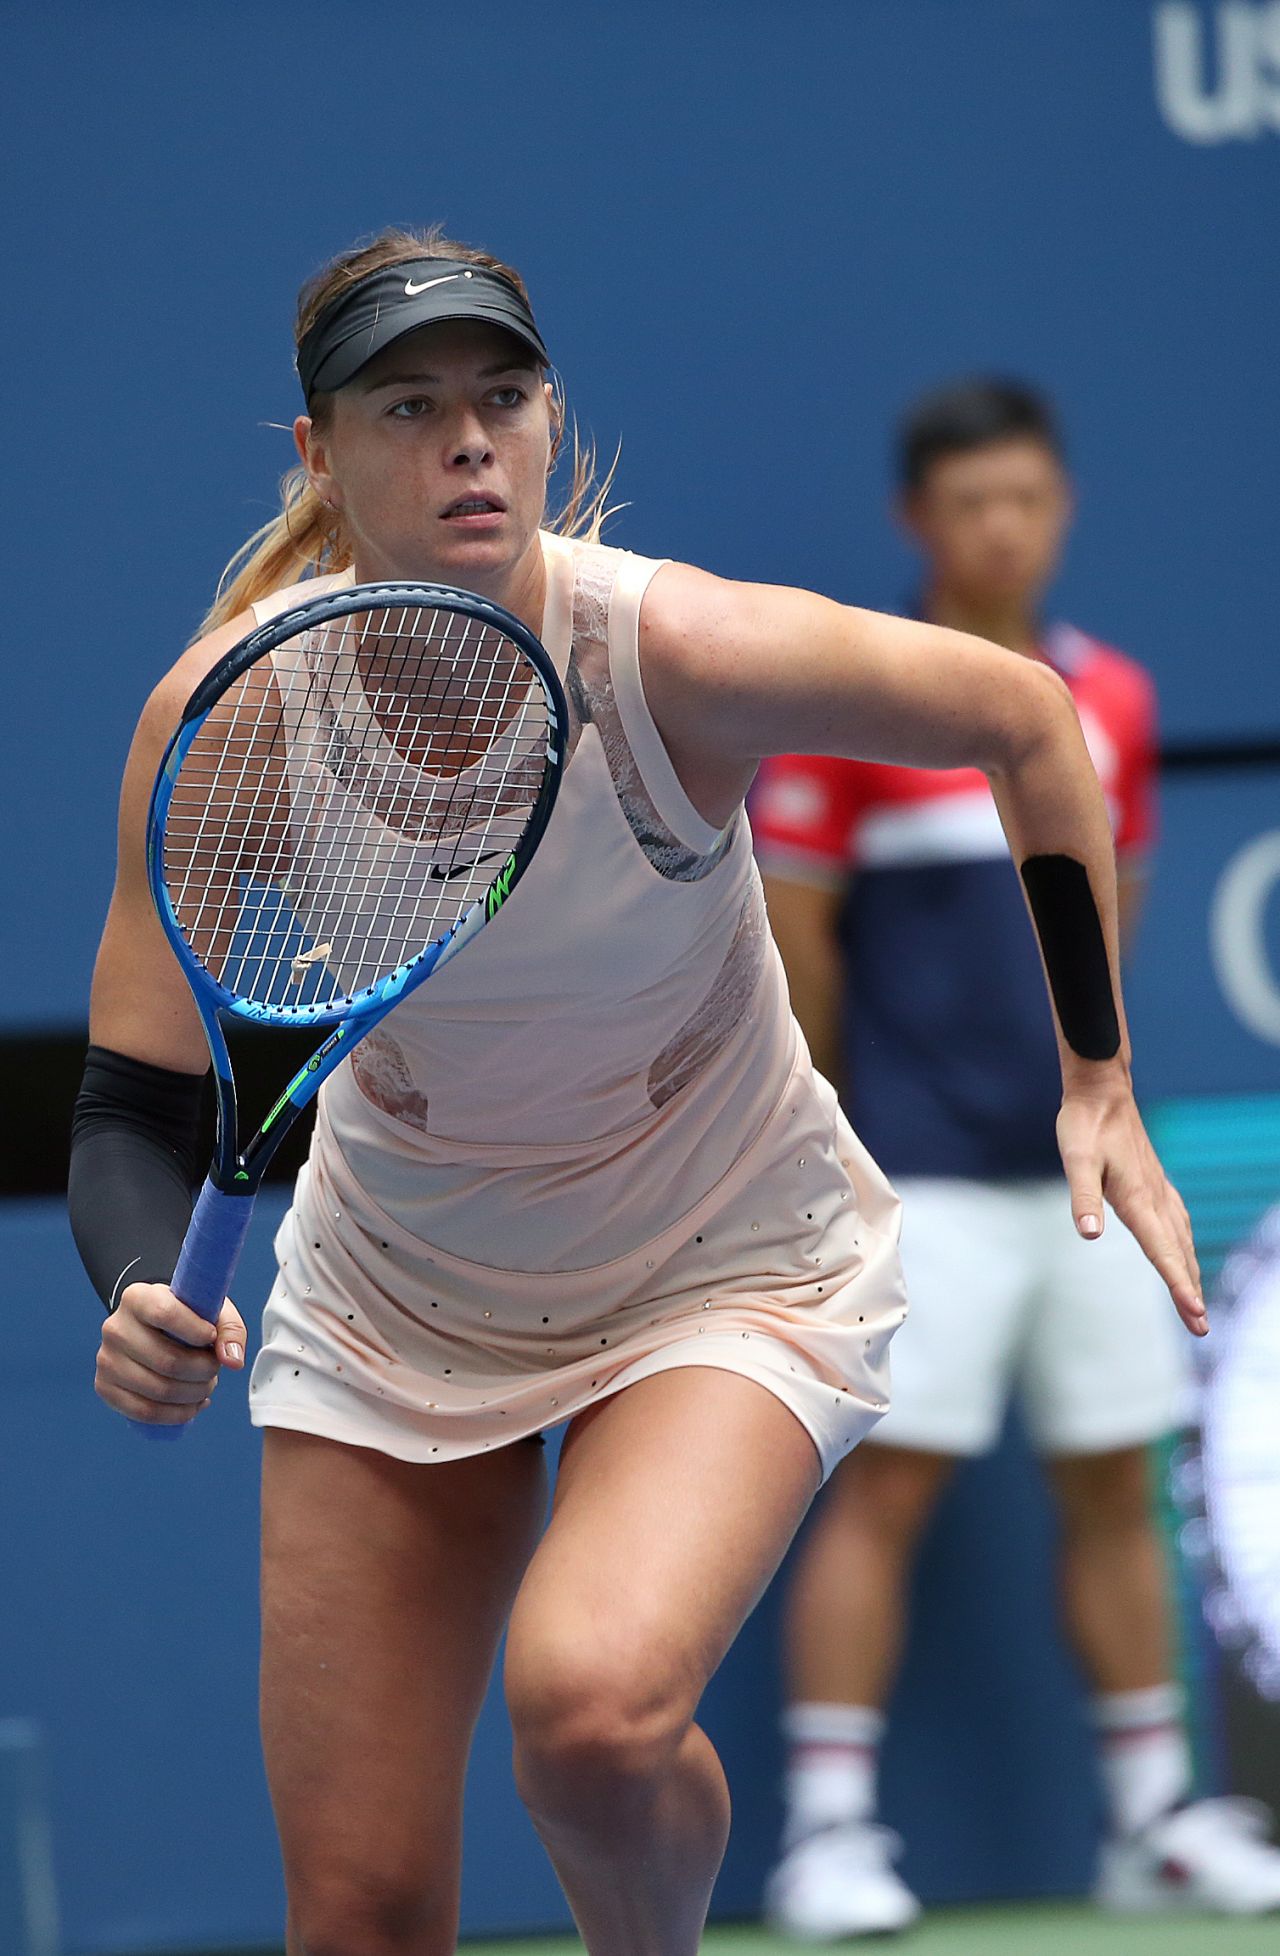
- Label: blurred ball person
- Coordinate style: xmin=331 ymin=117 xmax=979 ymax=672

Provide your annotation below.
xmin=751 ymin=378 xmax=1280 ymax=1935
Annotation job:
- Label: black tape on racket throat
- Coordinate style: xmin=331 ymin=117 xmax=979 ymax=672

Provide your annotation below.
xmin=1019 ymin=855 xmax=1121 ymax=1062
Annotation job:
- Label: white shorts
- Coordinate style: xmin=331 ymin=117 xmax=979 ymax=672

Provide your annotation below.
xmin=864 ymin=1177 xmax=1196 ymax=1458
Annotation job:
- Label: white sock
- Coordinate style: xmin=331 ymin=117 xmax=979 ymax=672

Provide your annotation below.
xmin=1092 ymin=1684 xmax=1192 ymax=1837
xmin=782 ymin=1702 xmax=885 ymax=1849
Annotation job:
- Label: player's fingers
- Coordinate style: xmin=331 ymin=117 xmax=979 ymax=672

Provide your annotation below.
xmin=214 ymin=1300 xmax=248 ymax=1368
xmin=101 ymin=1310 xmax=219 ymax=1384
xmin=1145 ymin=1163 xmax=1202 ymax=1306
xmin=96 ymin=1346 xmax=218 ymax=1407
xmin=1120 ymin=1194 xmax=1206 ymax=1337
xmin=1168 ymin=1185 xmax=1202 ymax=1299
xmin=119 ymin=1281 xmax=219 ymax=1349
xmin=1164 ymin=1195 xmax=1199 ymax=1296
xmin=1061 ymin=1150 xmax=1105 ymax=1239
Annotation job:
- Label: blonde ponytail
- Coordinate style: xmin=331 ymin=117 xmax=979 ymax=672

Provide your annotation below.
xmin=549 ymin=375 xmax=625 ymax=545
xmin=197 ymin=466 xmax=347 ymax=638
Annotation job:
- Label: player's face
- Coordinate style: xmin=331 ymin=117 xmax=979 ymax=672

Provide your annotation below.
xmin=297 ymin=320 xmax=555 ymax=594
xmin=901 ymin=438 xmax=1072 ymax=610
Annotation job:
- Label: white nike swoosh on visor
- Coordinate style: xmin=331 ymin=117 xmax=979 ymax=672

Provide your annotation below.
xmin=404 ymin=273 xmax=463 ymax=296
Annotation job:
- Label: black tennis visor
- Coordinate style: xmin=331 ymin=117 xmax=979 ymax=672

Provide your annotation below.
xmin=296 ymin=260 xmax=551 ymax=405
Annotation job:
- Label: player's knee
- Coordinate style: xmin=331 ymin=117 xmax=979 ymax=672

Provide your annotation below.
xmin=287 ymin=1865 xmax=453 ymax=1956
xmin=506 ymin=1629 xmax=689 ymax=1819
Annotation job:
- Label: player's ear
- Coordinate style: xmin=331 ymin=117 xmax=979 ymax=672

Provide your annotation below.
xmin=545 ymin=380 xmax=562 ymax=467
xmin=295 ymin=413 xmax=341 ymax=513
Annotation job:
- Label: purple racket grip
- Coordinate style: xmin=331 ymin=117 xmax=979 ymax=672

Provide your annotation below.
xmin=140 ymin=1179 xmax=255 ymax=1443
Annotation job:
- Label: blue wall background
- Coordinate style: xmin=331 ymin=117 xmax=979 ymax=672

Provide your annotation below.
xmin=6 ymin=1 xmax=1280 ymax=1948
xmin=4 ymin=0 xmax=1278 ymax=1035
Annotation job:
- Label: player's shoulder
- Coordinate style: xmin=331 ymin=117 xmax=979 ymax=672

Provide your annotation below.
xmin=140 ymin=568 xmax=351 ymax=742
xmin=112 ymin=605 xmax=259 ymax=836
xmin=638 ymin=557 xmax=747 ymax=654
xmin=152 ymin=611 xmax=257 ymax=718
xmin=130 ymin=610 xmax=258 ymax=776
xmin=638 ymin=556 xmax=839 ymax=662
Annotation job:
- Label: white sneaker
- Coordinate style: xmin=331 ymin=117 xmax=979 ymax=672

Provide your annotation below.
xmin=1096 ymin=1797 xmax=1280 ymax=1915
xmin=764 ymin=1821 xmax=922 ymax=1940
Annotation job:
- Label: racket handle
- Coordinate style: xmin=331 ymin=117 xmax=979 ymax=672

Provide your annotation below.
xmin=172 ymin=1179 xmax=256 ymax=1322
xmin=139 ymin=1179 xmax=255 ymax=1443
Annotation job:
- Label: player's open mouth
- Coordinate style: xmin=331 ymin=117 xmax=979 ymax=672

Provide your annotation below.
xmin=441 ymin=495 xmax=507 ymax=522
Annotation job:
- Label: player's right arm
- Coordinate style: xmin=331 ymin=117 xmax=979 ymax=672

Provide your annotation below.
xmin=73 ymin=616 xmax=255 ymax=1423
xmin=642 ymin=566 xmax=1204 ymax=1335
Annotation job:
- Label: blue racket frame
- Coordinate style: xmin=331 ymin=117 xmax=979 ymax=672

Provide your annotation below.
xmin=142 ymin=580 xmax=566 ymax=1425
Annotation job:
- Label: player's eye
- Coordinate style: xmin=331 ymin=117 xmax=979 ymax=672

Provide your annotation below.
xmin=388 ymin=396 xmax=431 ymax=418
xmin=489 ymin=386 xmax=527 ymax=408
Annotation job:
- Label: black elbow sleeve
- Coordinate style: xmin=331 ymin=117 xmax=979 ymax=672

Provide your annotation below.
xmin=68 ymin=1045 xmax=208 ymax=1313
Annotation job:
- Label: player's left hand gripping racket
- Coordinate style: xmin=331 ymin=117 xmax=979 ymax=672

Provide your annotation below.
xmin=144 ymin=581 xmax=567 ymax=1437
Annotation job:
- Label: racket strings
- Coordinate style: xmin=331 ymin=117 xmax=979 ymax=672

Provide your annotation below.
xmin=336 ymin=607 xmax=538 ymax=837
xmin=298 ymin=608 xmax=538 ymax=992
xmin=316 ymin=606 xmax=536 ymax=990
xmin=163 ymin=603 xmax=551 ymax=1012
xmin=310 ymin=609 xmax=539 ymax=845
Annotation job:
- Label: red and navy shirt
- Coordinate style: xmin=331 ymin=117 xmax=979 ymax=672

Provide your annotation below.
xmin=750 ymin=623 xmax=1157 ymax=1179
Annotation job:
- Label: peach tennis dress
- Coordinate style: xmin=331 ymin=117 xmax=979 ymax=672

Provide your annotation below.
xmin=247 ymin=530 xmax=907 ymax=1479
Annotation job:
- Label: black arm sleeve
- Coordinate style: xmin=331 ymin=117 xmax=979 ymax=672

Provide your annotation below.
xmin=68 ymin=1045 xmax=208 ymax=1314
xmin=1019 ymin=854 xmax=1122 ymax=1063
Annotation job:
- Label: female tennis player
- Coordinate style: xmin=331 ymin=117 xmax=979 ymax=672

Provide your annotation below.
xmin=70 ymin=227 xmax=1203 ymax=1956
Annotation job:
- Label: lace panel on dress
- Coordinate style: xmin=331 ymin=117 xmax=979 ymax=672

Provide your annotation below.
xmin=568 ymin=544 xmax=737 ymax=882
xmin=351 ymin=1027 xmax=431 ymax=1130
xmin=647 ymin=880 xmax=768 ymax=1108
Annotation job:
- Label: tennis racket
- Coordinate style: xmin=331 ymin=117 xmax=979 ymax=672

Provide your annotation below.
xmin=143 ymin=580 xmax=567 ymax=1437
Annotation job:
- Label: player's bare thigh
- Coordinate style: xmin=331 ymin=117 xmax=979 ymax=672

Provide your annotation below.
xmin=260 ymin=1427 xmax=547 ymax=1945
xmin=505 ymin=1368 xmax=823 ymax=1783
